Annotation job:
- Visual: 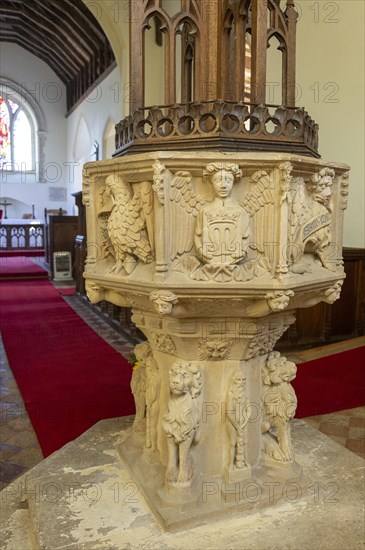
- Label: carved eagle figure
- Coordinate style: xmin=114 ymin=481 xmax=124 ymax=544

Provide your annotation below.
xmin=105 ymin=174 xmax=154 ymax=275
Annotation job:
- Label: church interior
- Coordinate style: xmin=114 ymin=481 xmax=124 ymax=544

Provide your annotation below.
xmin=0 ymin=0 xmax=364 ymax=548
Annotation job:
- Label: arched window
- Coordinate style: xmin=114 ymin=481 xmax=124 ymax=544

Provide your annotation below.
xmin=0 ymin=79 xmax=47 ymax=181
xmin=0 ymin=94 xmax=34 ymax=171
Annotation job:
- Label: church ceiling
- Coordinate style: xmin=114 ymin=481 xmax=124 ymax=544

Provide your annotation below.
xmin=0 ymin=0 xmax=115 ymax=111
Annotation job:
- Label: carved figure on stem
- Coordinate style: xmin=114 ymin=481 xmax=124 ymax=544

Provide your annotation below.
xmin=105 ymin=174 xmax=154 ymax=275
xmin=226 ymin=368 xmax=251 ymax=470
xmin=130 ymin=342 xmax=148 ymax=431
xmin=145 ymin=349 xmax=161 ymax=454
xmin=162 ymin=361 xmax=203 ymax=485
xmin=261 ymin=352 xmax=297 ymax=462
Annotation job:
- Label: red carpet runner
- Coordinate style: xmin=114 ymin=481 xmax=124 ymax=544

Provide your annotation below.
xmin=0 ymin=256 xmax=48 ymax=280
xmin=293 ymin=346 xmax=365 ymax=418
xmin=0 ymin=280 xmax=135 ymax=456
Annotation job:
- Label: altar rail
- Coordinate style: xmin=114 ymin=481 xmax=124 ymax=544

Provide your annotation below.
xmin=0 ymin=223 xmax=45 ymax=250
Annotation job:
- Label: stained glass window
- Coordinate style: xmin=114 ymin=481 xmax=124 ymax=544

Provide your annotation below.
xmin=0 ymin=95 xmax=34 ymax=171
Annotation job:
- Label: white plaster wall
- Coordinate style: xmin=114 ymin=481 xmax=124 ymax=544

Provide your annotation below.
xmin=0 ymin=43 xmax=68 ymax=220
xmin=65 ymin=66 xmax=122 ymax=214
xmin=81 ymin=0 xmax=129 ymax=113
xmin=296 ymin=0 xmax=364 ymax=247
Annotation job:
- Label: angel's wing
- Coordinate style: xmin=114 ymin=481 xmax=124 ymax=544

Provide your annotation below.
xmin=241 ymin=171 xmax=275 ymax=261
xmin=168 ymin=171 xmax=204 ymax=261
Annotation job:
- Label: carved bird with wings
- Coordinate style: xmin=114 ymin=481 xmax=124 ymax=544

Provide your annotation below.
xmin=105 ymin=174 xmax=154 ymax=275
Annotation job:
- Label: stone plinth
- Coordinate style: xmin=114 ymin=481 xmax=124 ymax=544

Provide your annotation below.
xmin=82 ymin=152 xmax=349 ymax=528
xmin=1 ymin=418 xmax=364 ymax=549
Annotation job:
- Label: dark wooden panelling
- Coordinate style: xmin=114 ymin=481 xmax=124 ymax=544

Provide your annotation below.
xmin=45 ymin=216 xmax=78 ymax=278
xmin=278 ymin=248 xmax=365 ymax=351
xmin=72 ymin=192 xmax=87 ymax=295
xmin=330 ymin=249 xmax=365 ymax=338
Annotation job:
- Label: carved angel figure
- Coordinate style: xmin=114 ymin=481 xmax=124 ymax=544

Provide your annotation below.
xmin=195 ymin=163 xmax=249 ymax=265
xmin=170 ymin=164 xmax=269 ymax=282
xmin=105 ymin=174 xmax=154 ymax=275
xmin=162 ymin=361 xmax=203 ymax=485
xmin=131 ymin=342 xmax=161 ymax=452
xmin=261 ymin=352 xmax=297 ymax=462
xmin=288 ymin=168 xmax=335 ymax=272
xmin=225 ymin=368 xmax=251 ymax=470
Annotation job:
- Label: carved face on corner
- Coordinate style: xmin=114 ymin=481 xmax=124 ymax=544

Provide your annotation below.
xmin=267 ymin=292 xmax=291 ymax=312
xmin=206 ymin=341 xmax=229 ymax=359
xmin=154 ymin=298 xmax=173 ymax=315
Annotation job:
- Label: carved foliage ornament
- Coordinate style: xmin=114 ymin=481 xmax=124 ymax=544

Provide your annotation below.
xmin=245 ymin=315 xmax=295 ymax=359
xmin=150 ymin=331 xmax=176 ymax=353
xmin=339 ymin=171 xmax=350 ymax=211
xmin=152 ymin=160 xmax=166 ymax=204
xmin=82 ymin=169 xmax=91 ymax=206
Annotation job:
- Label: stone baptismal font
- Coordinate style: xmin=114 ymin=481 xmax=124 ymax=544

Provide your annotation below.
xmin=83 ymin=0 xmax=349 ymax=530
